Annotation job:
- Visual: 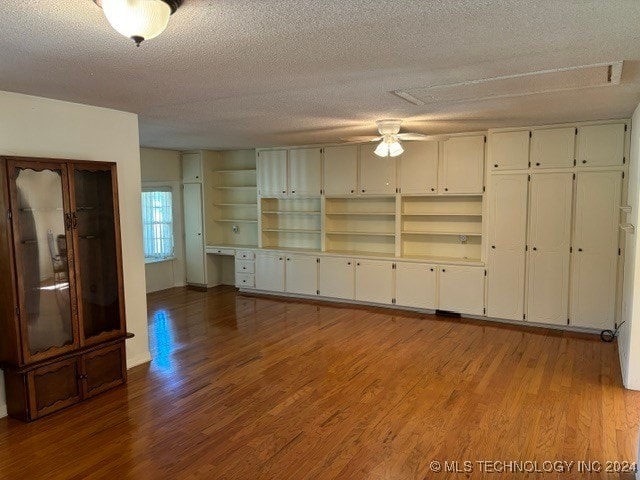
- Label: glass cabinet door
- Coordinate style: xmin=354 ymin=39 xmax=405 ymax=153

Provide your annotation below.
xmin=70 ymin=165 xmax=124 ymax=344
xmin=9 ymin=161 xmax=78 ymax=361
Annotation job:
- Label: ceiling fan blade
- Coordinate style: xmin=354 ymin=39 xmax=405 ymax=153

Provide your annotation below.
xmin=340 ymin=136 xmax=382 ymax=143
xmin=395 ymin=133 xmax=450 ymax=141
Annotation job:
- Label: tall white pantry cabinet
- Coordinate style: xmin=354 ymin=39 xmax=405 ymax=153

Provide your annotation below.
xmin=486 ymin=121 xmax=627 ymax=330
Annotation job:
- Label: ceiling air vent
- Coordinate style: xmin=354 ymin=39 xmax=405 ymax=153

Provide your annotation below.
xmin=394 ymin=61 xmax=623 ymax=106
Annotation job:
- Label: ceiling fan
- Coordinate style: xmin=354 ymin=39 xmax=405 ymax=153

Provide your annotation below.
xmin=342 ymin=119 xmax=449 ymax=157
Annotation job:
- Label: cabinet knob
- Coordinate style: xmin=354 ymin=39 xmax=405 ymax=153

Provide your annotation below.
xmin=279 ymin=257 xmax=283 ymax=260
xmin=347 ymin=262 xmax=351 ymax=265
xmin=582 ymin=160 xmax=587 ymax=164
xmin=535 ymin=162 xmax=541 ymax=166
xmin=533 ymin=247 xmax=538 ymax=251
xmin=444 ymin=188 xmax=448 ymax=192
xmin=494 ymin=164 xmax=499 ymax=168
xmin=362 ymin=189 xmax=366 ymax=193
xmin=350 ymin=189 xmax=355 ymax=194
xmin=491 ymin=245 xmax=496 ymax=249
xmin=430 ymin=187 xmax=435 ymax=192
xmin=430 ymin=268 xmax=434 ymax=272
xmin=286 ymin=258 xmax=290 ymax=261
xmin=282 ymin=190 xmax=286 ymax=194
xmin=442 ymin=268 xmax=446 ymax=272
xmin=243 ymin=266 xmax=247 ymax=270
xmin=292 ymin=190 xmax=296 ymax=193
xmin=357 ymin=262 xmax=360 ymax=266
xmin=578 ymin=248 xmax=583 ymax=252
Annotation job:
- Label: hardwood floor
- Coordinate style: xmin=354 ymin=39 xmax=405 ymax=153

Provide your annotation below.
xmin=1 ymin=286 xmax=639 ymax=479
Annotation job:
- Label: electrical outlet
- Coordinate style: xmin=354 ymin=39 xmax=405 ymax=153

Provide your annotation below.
xmin=459 ymin=235 xmax=467 ymax=242
xmin=232 ymin=225 xmax=239 ymax=233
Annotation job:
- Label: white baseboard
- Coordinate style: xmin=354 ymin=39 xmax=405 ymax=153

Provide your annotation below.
xmin=126 ymin=351 xmax=152 ymax=370
xmin=0 ymin=403 xmax=6 ymax=419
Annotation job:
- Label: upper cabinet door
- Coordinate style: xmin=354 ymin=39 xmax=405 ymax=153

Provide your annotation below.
xmin=530 ymin=127 xmax=575 ymax=169
xmin=181 ymin=153 xmax=203 ymax=183
xmin=359 ymin=144 xmax=397 ymax=195
xmin=489 ymin=131 xmax=530 ymax=170
xmin=398 ymin=142 xmax=438 ymax=194
xmin=69 ymin=164 xmax=125 ymax=346
xmin=323 ymin=145 xmax=358 ymax=196
xmin=577 ymin=123 xmax=626 ymax=167
xmin=440 ymin=135 xmax=484 ymax=194
xmin=257 ymin=150 xmax=287 ymax=197
xmin=7 ymin=160 xmax=79 ymax=363
xmin=288 ymin=148 xmax=321 ymax=196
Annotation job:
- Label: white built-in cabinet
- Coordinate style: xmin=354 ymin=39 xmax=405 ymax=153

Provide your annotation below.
xmin=288 ymin=148 xmax=322 ymax=196
xmin=398 ymin=142 xmax=439 ymax=194
xmin=440 ymin=135 xmax=485 ymax=194
xmin=531 ymin=127 xmax=575 ymax=169
xmin=489 ymin=131 xmax=530 ymax=170
xmin=323 ymin=145 xmax=358 ymax=196
xmin=257 ymin=149 xmax=288 ymax=196
xmin=486 ymin=174 xmax=528 ymax=320
xmin=355 ymin=259 xmax=394 ymax=304
xmin=577 ymin=124 xmax=626 ymax=167
xmin=318 ymin=256 xmax=355 ymax=300
xmin=182 ymin=153 xmax=204 ymax=182
xmin=570 ymin=172 xmax=622 ymax=329
xmin=395 ymin=262 xmax=437 ymax=309
xmin=255 ymin=252 xmax=285 ymax=292
xmin=526 ymin=173 xmax=573 ymax=325
xmin=183 ymin=182 xmax=206 ymax=286
xmin=358 ymin=144 xmax=397 ymax=195
xmin=438 ymin=266 xmax=485 ymax=315
xmin=285 ymin=254 xmax=318 ymax=295
xmin=183 ymin=153 xmax=207 ymax=286
xmin=258 ymin=148 xmax=322 ymax=197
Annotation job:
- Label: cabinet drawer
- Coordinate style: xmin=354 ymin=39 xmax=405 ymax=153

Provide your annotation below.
xmin=236 ymin=273 xmax=255 ymax=288
xmin=28 ymin=357 xmax=83 ymax=420
xmin=236 ymin=259 xmax=255 ymax=274
xmin=83 ymin=343 xmax=126 ymax=399
xmin=208 ymin=247 xmax=235 ymax=256
xmin=236 ymin=250 xmax=255 ymax=260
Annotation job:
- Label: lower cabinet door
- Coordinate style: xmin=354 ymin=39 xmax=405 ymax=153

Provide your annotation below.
xmin=487 ymin=249 xmax=526 ymax=320
xmin=28 ymin=357 xmax=83 ymax=420
xmin=83 ymin=343 xmax=127 ymax=399
xmin=285 ymin=254 xmax=318 ymax=295
xmin=255 ymin=253 xmax=285 ymax=292
xmin=355 ymin=259 xmax=394 ymax=305
xmin=318 ymin=257 xmax=355 ymax=300
xmin=438 ymin=266 xmax=485 ymax=316
xmin=395 ymin=262 xmax=437 ymax=309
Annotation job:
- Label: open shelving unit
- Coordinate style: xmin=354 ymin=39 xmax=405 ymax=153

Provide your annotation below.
xmin=204 ymin=150 xmax=259 ymax=247
xmin=325 ymin=197 xmax=396 ymax=256
xmin=261 ymin=197 xmax=322 ymax=250
xmin=400 ymin=196 xmax=482 ymax=261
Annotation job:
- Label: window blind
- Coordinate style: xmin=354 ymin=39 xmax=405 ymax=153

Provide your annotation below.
xmin=141 ymin=188 xmax=174 ymax=260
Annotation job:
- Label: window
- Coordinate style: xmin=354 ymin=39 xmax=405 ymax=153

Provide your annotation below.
xmin=141 ymin=188 xmax=175 ymax=262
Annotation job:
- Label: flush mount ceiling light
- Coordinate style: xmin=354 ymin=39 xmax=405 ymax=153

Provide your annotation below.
xmin=93 ymin=0 xmax=182 ymax=47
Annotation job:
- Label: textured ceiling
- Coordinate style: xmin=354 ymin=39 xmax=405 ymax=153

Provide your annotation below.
xmin=1 ymin=1 xmax=640 ymax=150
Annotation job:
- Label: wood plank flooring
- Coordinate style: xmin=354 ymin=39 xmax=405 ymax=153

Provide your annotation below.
xmin=1 ymin=286 xmax=639 ymax=479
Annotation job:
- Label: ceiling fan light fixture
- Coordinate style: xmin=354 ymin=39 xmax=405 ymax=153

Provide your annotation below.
xmin=94 ymin=0 xmax=182 ymax=46
xmin=388 ymin=140 xmax=404 ymax=157
xmin=374 ymin=140 xmax=390 ymax=157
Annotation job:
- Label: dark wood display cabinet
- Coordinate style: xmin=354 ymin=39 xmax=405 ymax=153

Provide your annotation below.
xmin=0 ymin=156 xmax=132 ymax=421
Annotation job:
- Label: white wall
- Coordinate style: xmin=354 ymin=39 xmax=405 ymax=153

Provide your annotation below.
xmin=619 ymin=104 xmax=640 ymax=390
xmin=140 ymin=148 xmax=186 ymax=293
xmin=0 ymin=90 xmax=151 ymax=418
